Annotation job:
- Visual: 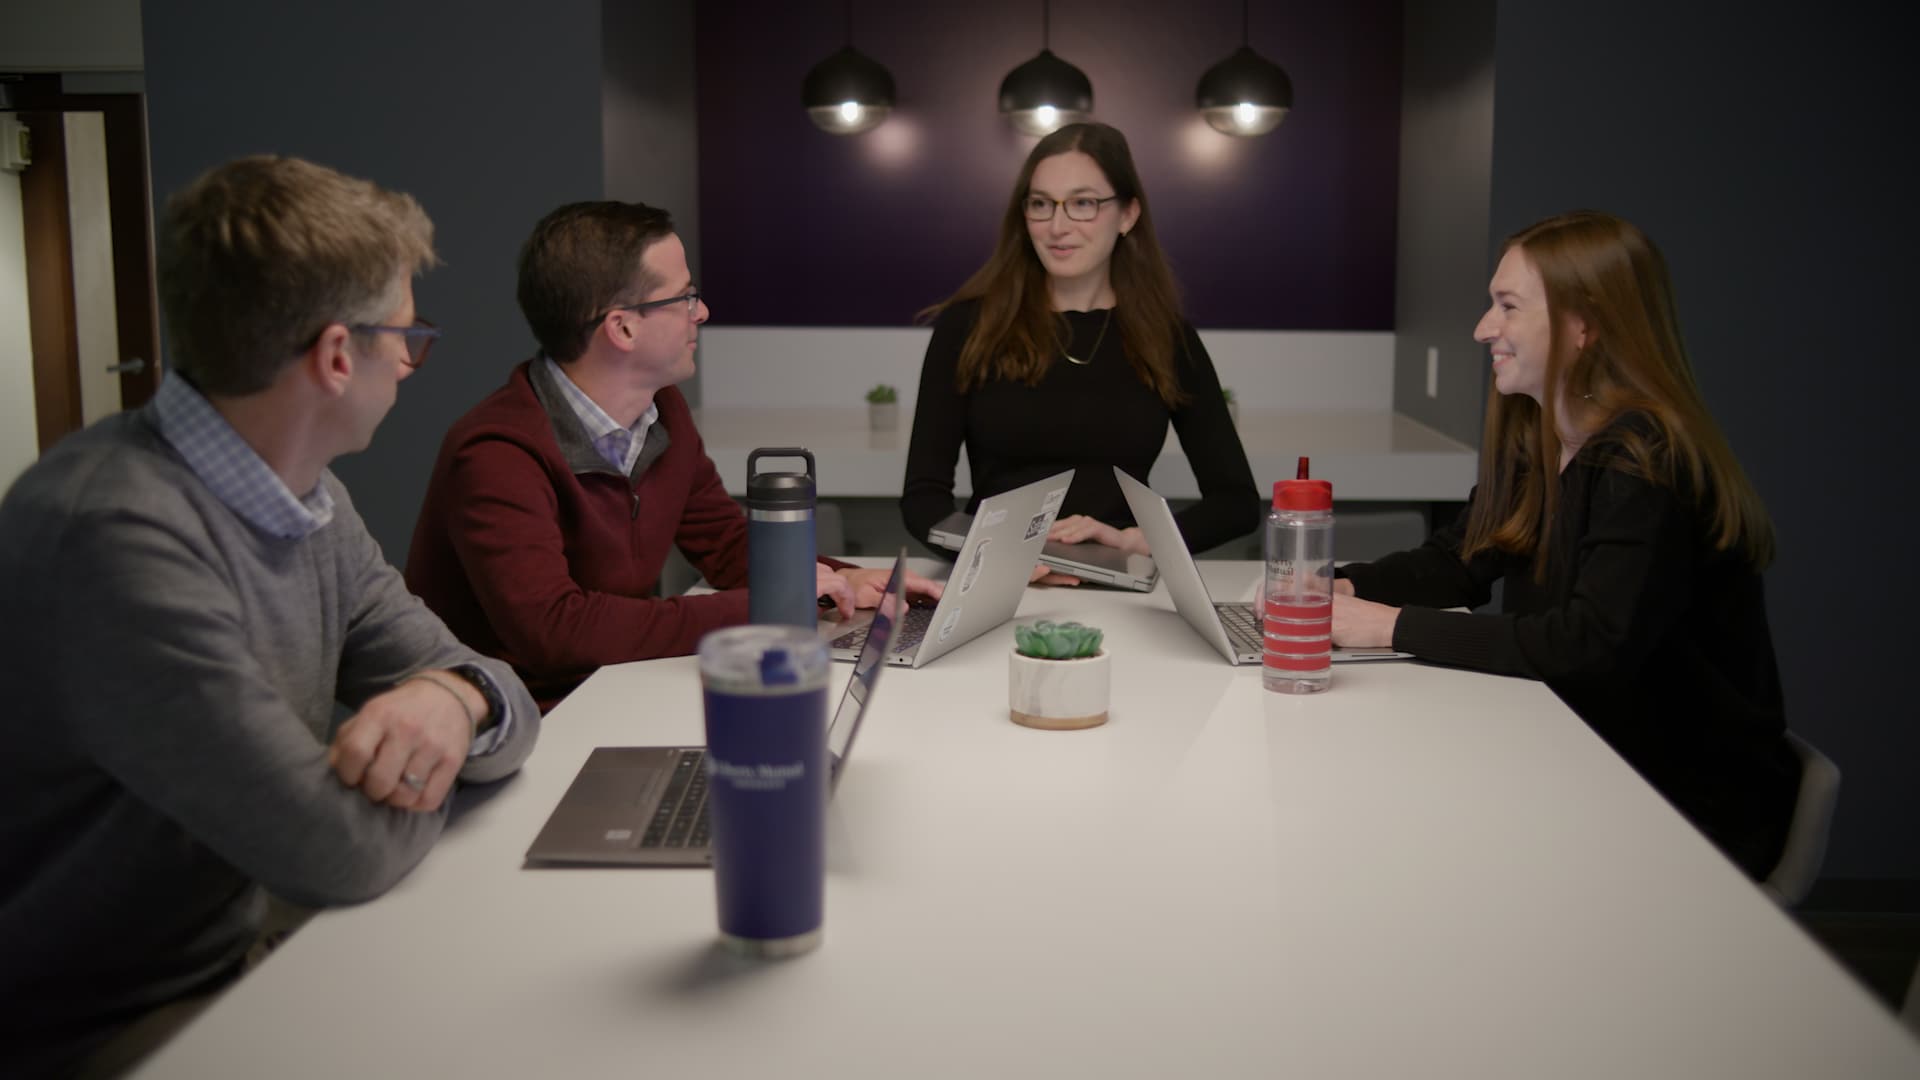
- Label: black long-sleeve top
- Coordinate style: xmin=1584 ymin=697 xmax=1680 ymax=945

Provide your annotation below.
xmin=1340 ymin=415 xmax=1798 ymax=880
xmin=901 ymin=300 xmax=1261 ymax=552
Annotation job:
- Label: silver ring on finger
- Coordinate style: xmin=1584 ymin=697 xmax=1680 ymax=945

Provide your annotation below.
xmin=401 ymin=771 xmax=427 ymax=791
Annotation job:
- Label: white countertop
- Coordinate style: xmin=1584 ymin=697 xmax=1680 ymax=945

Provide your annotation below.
xmin=695 ymin=407 xmax=1477 ymax=501
xmin=137 ymin=562 xmax=1920 ymax=1079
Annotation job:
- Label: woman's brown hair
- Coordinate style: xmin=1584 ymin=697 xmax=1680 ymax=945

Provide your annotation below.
xmin=921 ymin=123 xmax=1187 ymax=408
xmin=1462 ymin=210 xmax=1774 ymax=574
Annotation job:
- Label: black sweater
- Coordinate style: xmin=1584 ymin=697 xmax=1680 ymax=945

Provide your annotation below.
xmin=1341 ymin=417 xmax=1798 ymax=880
xmin=901 ymin=300 xmax=1261 ymax=552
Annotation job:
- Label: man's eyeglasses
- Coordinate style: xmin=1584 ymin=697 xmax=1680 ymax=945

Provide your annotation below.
xmin=1023 ymin=195 xmax=1121 ymax=222
xmin=586 ymin=288 xmax=704 ymax=329
xmin=350 ymin=318 xmax=441 ymax=369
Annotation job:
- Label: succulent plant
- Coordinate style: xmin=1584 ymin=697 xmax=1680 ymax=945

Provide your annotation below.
xmin=1221 ymin=386 xmax=1236 ymax=404
xmin=866 ymin=383 xmax=898 ymax=404
xmin=1013 ymin=620 xmax=1104 ymax=660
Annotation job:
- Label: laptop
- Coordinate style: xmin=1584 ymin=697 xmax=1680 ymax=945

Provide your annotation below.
xmin=927 ymin=510 xmax=1158 ymax=592
xmin=523 ymin=554 xmax=909 ymax=867
xmin=1113 ymin=468 xmax=1411 ymax=665
xmin=826 ymin=470 xmax=1073 ymax=668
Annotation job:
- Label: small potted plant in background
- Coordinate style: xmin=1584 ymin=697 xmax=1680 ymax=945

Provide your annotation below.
xmin=1222 ymin=386 xmax=1239 ymax=425
xmin=866 ymin=383 xmax=899 ymax=431
xmin=1008 ymin=620 xmax=1109 ymax=730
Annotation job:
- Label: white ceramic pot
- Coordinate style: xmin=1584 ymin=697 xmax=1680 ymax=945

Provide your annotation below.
xmin=868 ymin=401 xmax=898 ymax=431
xmin=1008 ymin=649 xmax=1110 ymax=730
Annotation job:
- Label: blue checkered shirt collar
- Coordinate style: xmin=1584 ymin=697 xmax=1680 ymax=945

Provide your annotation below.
xmin=151 ymin=373 xmax=335 ymax=540
xmin=541 ymin=356 xmax=657 ymax=476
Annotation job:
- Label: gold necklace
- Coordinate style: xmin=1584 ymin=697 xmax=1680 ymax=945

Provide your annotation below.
xmin=1063 ymin=309 xmax=1113 ymax=366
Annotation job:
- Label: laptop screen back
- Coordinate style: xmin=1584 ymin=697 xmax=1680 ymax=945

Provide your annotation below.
xmin=826 ymin=551 xmax=904 ymax=785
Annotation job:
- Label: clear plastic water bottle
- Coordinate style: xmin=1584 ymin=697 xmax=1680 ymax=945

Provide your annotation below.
xmin=1263 ymin=457 xmax=1334 ymax=694
xmin=746 ymin=447 xmax=818 ymax=629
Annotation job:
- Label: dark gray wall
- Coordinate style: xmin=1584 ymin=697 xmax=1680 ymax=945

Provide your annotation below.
xmin=141 ymin=0 xmax=606 ymax=564
xmin=1391 ymin=0 xmax=1494 ymax=446
xmin=602 ymin=0 xmax=701 ymax=403
xmin=1491 ymin=3 xmax=1915 ymax=880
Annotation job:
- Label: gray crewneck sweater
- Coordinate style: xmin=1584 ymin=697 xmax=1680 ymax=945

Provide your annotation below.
xmin=0 ymin=407 xmax=540 ymax=1073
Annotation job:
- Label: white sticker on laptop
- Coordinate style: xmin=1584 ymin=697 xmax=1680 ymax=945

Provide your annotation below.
xmin=1023 ymin=513 xmax=1049 ymax=541
xmin=1042 ymin=487 xmax=1068 ymax=513
xmin=938 ymin=607 xmax=962 ymax=643
xmin=958 ymin=539 xmax=990 ymax=594
xmin=982 ymin=509 xmax=1008 ymax=528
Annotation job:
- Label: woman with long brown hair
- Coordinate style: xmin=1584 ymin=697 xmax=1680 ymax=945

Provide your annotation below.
xmin=1332 ymin=210 xmax=1797 ymax=880
xmin=900 ymin=123 xmax=1259 ymax=566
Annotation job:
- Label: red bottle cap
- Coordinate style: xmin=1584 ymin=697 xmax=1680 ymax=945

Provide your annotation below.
xmin=1272 ymin=457 xmax=1332 ymax=510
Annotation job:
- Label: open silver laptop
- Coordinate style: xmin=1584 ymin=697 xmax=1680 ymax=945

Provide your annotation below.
xmin=523 ymin=553 xmax=908 ymax=867
xmin=927 ymin=510 xmax=1158 ymax=592
xmin=1114 ymin=468 xmax=1410 ymax=665
xmin=826 ymin=470 xmax=1072 ymax=668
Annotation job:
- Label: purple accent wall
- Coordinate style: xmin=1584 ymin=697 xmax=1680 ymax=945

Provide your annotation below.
xmin=694 ymin=0 xmax=1402 ymax=329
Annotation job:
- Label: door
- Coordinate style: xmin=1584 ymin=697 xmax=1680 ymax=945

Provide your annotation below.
xmin=9 ymin=72 xmax=161 ymax=454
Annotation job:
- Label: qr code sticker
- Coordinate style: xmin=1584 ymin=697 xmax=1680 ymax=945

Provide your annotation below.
xmin=1024 ymin=513 xmax=1048 ymax=541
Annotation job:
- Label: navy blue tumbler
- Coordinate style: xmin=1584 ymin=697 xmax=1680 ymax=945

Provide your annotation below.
xmin=698 ymin=625 xmax=830 ymax=957
xmin=746 ymin=447 xmax=818 ymax=629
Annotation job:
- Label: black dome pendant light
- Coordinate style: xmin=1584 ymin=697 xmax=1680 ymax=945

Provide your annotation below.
xmin=998 ymin=0 xmax=1092 ymax=137
xmin=802 ymin=0 xmax=895 ymax=135
xmin=1195 ymin=0 xmax=1293 ymax=136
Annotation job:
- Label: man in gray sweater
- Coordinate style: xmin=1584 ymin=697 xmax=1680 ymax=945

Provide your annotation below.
xmin=0 ymin=156 xmax=541 ymax=1077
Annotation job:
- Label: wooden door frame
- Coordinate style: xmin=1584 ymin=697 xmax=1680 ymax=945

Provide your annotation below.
xmin=18 ymin=104 xmax=79 ymax=452
xmin=12 ymin=73 xmax=162 ymax=450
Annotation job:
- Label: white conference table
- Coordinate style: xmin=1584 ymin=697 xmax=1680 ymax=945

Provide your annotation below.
xmin=138 ymin=562 xmax=1920 ymax=1078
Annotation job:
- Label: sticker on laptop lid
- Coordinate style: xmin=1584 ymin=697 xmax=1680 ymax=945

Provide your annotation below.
xmin=937 ymin=606 xmax=962 ymax=642
xmin=982 ymin=508 xmax=1008 ymax=528
xmin=1023 ymin=513 xmax=1049 ymax=542
xmin=1042 ymin=487 xmax=1068 ymax=512
xmin=958 ymin=539 xmax=990 ymax=594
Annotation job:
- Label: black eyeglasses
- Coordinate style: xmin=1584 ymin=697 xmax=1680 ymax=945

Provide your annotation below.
xmin=1023 ymin=195 xmax=1121 ymax=222
xmin=350 ymin=317 xmax=441 ymax=368
xmin=585 ymin=288 xmax=704 ymax=329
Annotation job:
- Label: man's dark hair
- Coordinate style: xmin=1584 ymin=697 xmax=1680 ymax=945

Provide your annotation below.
xmin=516 ymin=201 xmax=676 ymax=364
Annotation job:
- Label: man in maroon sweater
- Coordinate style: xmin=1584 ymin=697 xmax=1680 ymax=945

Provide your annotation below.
xmin=406 ymin=202 xmax=936 ymax=710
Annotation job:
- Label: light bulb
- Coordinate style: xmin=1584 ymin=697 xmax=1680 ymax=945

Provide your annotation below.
xmin=806 ymin=101 xmax=890 ymax=135
xmin=1201 ymin=103 xmax=1287 ymax=136
xmin=1005 ymin=103 xmax=1085 ymax=137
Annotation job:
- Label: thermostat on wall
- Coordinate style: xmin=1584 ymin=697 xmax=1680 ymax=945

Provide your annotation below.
xmin=1 ymin=117 xmax=30 ymax=172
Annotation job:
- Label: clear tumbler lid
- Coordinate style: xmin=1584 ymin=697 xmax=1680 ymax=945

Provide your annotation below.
xmin=698 ymin=625 xmax=831 ymax=694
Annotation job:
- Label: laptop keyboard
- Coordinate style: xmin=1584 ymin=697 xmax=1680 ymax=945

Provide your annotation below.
xmin=1214 ymin=602 xmax=1264 ymax=653
xmin=640 ymin=749 xmax=710 ymax=849
xmin=831 ymin=605 xmax=933 ymax=655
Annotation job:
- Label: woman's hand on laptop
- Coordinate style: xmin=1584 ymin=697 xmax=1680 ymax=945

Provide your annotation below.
xmin=1331 ymin=592 xmax=1399 ymax=649
xmin=1048 ymin=515 xmax=1151 ymax=556
xmin=1029 ymin=563 xmax=1082 ymax=587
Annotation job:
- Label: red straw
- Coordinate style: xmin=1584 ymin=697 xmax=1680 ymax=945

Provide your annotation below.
xmin=1296 ymin=456 xmax=1310 ymax=480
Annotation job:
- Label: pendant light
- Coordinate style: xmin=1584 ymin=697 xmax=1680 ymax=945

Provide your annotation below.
xmin=998 ymin=0 xmax=1092 ymax=137
xmin=1195 ymin=0 xmax=1293 ymax=136
xmin=802 ymin=0 xmax=895 ymax=135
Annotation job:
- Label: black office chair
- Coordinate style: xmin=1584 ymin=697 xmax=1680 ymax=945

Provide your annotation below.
xmin=1759 ymin=732 xmax=1841 ymax=907
xmin=1904 ymin=957 xmax=1920 ymax=1034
